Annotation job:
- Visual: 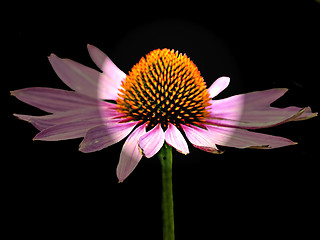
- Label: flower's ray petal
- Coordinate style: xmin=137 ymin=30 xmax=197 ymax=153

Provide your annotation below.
xmin=205 ymin=125 xmax=297 ymax=149
xmin=14 ymin=114 xmax=48 ymax=130
xmin=207 ymin=88 xmax=317 ymax=129
xmin=87 ymin=44 xmax=126 ymax=83
xmin=11 ymin=87 xmax=99 ymax=113
xmin=117 ymin=123 xmax=147 ymax=182
xmin=164 ymin=123 xmax=189 ymax=155
xmin=291 ymin=106 xmax=318 ymax=121
xmin=48 ymin=54 xmax=120 ymax=100
xmin=208 ymin=88 xmax=288 ymax=119
xmin=207 ymin=106 xmax=310 ymax=129
xmin=98 ymin=74 xmax=123 ymax=100
xmin=13 ymin=106 xmax=121 ymax=131
xmin=207 ymin=76 xmax=230 ymax=99
xmin=241 ymin=88 xmax=289 ymax=109
xmin=138 ymin=123 xmax=165 ymax=158
xmin=180 ymin=124 xmax=223 ymax=154
xmin=33 ymin=118 xmax=112 ymax=141
xmin=79 ymin=121 xmax=139 ymax=153
xmin=14 ymin=113 xmax=55 ymax=131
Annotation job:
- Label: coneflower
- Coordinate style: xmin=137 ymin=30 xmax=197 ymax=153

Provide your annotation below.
xmin=12 ymin=45 xmax=317 ymax=240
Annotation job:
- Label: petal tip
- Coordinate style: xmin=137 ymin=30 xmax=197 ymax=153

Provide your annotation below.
xmin=278 ymin=87 xmax=288 ymax=91
xmin=87 ymin=43 xmax=98 ymax=56
xmin=13 ymin=113 xmax=28 ymax=122
xmin=279 ymin=88 xmax=289 ymax=95
xmin=78 ymin=144 xmax=88 ymax=153
xmin=48 ymin=53 xmax=56 ymax=58
xmin=208 ymin=76 xmax=231 ymax=98
xmin=87 ymin=43 xmax=93 ymax=51
xmin=221 ymin=76 xmax=230 ymax=81
xmin=212 ymin=148 xmax=225 ymax=154
xmin=87 ymin=43 xmax=94 ymax=48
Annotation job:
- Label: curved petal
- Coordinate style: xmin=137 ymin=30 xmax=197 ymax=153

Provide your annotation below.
xmin=138 ymin=123 xmax=165 ymax=158
xmin=11 ymin=87 xmax=98 ymax=113
xmin=87 ymin=44 xmax=126 ymax=83
xmin=207 ymin=88 xmax=288 ymax=120
xmin=14 ymin=106 xmax=120 ymax=131
xmin=13 ymin=114 xmax=50 ymax=131
xmin=48 ymin=54 xmax=120 ymax=100
xmin=117 ymin=123 xmax=147 ymax=182
xmin=207 ymin=76 xmax=230 ymax=99
xmin=207 ymin=106 xmax=309 ymax=129
xmin=206 ymin=88 xmax=317 ymax=129
xmin=164 ymin=123 xmax=189 ymax=154
xmin=292 ymin=106 xmax=318 ymax=121
xmin=98 ymin=74 xmax=123 ymax=100
xmin=180 ymin=124 xmax=223 ymax=154
xmin=33 ymin=118 xmax=108 ymax=141
xmin=205 ymin=125 xmax=297 ymax=149
xmin=79 ymin=121 xmax=139 ymax=153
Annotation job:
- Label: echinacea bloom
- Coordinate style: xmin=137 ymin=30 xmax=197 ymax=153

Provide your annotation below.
xmin=12 ymin=45 xmax=317 ymax=182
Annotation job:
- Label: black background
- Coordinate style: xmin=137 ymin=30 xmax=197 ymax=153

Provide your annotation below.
xmin=7 ymin=1 xmax=319 ymax=239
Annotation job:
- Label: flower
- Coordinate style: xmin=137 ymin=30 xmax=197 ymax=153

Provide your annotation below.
xmin=12 ymin=45 xmax=317 ymax=182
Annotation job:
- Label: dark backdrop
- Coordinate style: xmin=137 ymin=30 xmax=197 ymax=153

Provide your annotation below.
xmin=7 ymin=1 xmax=319 ymax=239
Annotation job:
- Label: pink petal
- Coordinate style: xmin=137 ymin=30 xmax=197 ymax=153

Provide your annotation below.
xmin=180 ymin=124 xmax=223 ymax=154
xmin=292 ymin=106 xmax=318 ymax=121
xmin=240 ymin=88 xmax=289 ymax=109
xmin=79 ymin=121 xmax=139 ymax=153
xmin=207 ymin=76 xmax=230 ymax=98
xmin=33 ymin=118 xmax=113 ymax=141
xmin=14 ymin=106 xmax=120 ymax=131
xmin=11 ymin=87 xmax=99 ymax=113
xmin=48 ymin=54 xmax=120 ymax=100
xmin=117 ymin=123 xmax=147 ymax=182
xmin=164 ymin=123 xmax=189 ymax=154
xmin=207 ymin=106 xmax=309 ymax=129
xmin=14 ymin=114 xmax=50 ymax=130
xmin=208 ymin=88 xmax=288 ymax=116
xmin=206 ymin=88 xmax=316 ymax=129
xmin=138 ymin=123 xmax=165 ymax=158
xmin=87 ymin=44 xmax=126 ymax=83
xmin=205 ymin=125 xmax=297 ymax=149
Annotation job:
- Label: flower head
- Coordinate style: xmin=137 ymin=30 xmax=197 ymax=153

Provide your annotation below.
xmin=12 ymin=45 xmax=317 ymax=182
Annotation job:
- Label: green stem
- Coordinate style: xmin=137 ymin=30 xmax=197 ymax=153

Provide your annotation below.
xmin=157 ymin=143 xmax=175 ymax=240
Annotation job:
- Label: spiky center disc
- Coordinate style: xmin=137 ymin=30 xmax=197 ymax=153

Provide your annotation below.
xmin=117 ymin=49 xmax=211 ymax=129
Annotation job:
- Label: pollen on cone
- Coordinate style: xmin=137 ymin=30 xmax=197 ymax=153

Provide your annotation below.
xmin=117 ymin=49 xmax=211 ymax=130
